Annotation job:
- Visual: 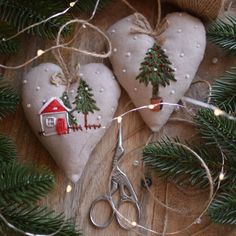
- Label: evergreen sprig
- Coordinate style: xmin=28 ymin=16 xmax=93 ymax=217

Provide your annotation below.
xmin=210 ymin=68 xmax=236 ymax=112
xmin=0 ymin=76 xmax=19 ymax=119
xmin=208 ymin=190 xmax=236 ymax=224
xmin=194 ymin=109 xmax=236 ymax=158
xmin=143 ymin=138 xmax=221 ymax=188
xmin=0 ymin=25 xmax=19 ymax=54
xmin=0 ymin=163 xmax=54 ymax=206
xmin=0 ymin=134 xmax=17 ymax=164
xmin=1 ymin=204 xmax=82 ymax=235
xmin=0 ymin=0 xmax=71 ymax=39
xmin=207 ymin=16 xmax=236 ymax=53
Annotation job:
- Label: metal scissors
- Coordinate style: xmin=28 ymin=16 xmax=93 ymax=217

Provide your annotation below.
xmin=89 ymin=120 xmax=141 ymax=230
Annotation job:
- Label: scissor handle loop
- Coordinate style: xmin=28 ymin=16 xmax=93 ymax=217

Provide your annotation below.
xmin=89 ymin=195 xmax=114 ymax=228
xmin=114 ymin=198 xmax=141 ymax=230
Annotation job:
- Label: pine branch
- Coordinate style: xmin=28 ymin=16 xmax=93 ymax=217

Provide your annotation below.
xmin=0 ymin=162 xmax=55 ymax=206
xmin=194 ymin=109 xmax=236 ymax=158
xmin=208 ymin=190 xmax=236 ymax=224
xmin=0 ymin=134 xmax=17 ymax=164
xmin=136 ymin=43 xmax=175 ymax=94
xmin=0 ymin=0 xmax=72 ymax=39
xmin=73 ymin=79 xmax=99 ymax=114
xmin=1 ymin=204 xmax=82 ymax=235
xmin=207 ymin=16 xmax=236 ymax=53
xmin=210 ymin=68 xmax=236 ymax=113
xmin=0 ymin=24 xmax=19 ymax=55
xmin=142 ymin=138 xmax=222 ymax=188
xmin=0 ymin=76 xmax=19 ymax=119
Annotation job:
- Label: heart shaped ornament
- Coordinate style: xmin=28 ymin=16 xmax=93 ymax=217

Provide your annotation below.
xmin=22 ymin=63 xmax=120 ymax=182
xmin=107 ymin=12 xmax=206 ymax=131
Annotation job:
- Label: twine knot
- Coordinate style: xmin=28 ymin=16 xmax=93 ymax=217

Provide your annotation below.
xmin=130 ymin=13 xmax=168 ymax=45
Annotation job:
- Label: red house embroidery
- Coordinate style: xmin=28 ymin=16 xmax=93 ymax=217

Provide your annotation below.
xmin=39 ymin=97 xmax=70 ymax=136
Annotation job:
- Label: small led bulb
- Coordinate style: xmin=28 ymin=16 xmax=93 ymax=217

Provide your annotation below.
xmin=148 ymin=104 xmax=155 ymax=109
xmin=214 ymin=108 xmax=224 ymax=116
xmin=66 ymin=185 xmax=72 ymax=193
xmin=69 ymin=1 xmax=76 ymax=7
xmin=37 ymin=49 xmax=44 ymax=56
xmin=219 ymin=173 xmax=224 ymax=181
xmin=117 ymin=116 xmax=122 ymax=123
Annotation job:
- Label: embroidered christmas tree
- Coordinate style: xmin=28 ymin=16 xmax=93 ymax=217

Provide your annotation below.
xmin=73 ymin=79 xmax=100 ymax=128
xmin=136 ymin=43 xmax=176 ymax=99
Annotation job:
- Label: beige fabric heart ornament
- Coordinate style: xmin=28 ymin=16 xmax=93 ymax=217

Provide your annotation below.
xmin=22 ymin=63 xmax=120 ymax=182
xmin=107 ymin=12 xmax=206 ymax=132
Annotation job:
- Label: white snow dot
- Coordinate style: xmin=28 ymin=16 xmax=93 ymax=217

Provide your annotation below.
xmin=134 ymin=88 xmax=137 ymax=92
xmin=177 ymin=29 xmax=182 ymax=33
xmin=173 ymin=68 xmax=177 ymax=72
xmin=42 ymin=100 xmax=46 ymax=104
xmin=22 ymin=80 xmax=27 ymax=84
xmin=133 ymin=36 xmax=138 ymax=40
xmin=82 ymin=24 xmax=86 ymax=28
xmin=95 ymin=70 xmax=100 ymax=75
xmin=85 ymin=87 xmax=88 ymax=91
xmin=126 ymin=52 xmax=131 ymax=57
xmin=194 ymin=25 xmax=198 ymax=29
xmin=44 ymin=68 xmax=49 ymax=72
xmin=26 ymin=104 xmax=31 ymax=108
xmin=170 ymin=90 xmax=175 ymax=95
xmin=133 ymin=160 xmax=140 ymax=166
xmin=122 ymin=69 xmax=126 ymax=73
xmin=196 ymin=43 xmax=200 ymax=48
xmin=99 ymin=88 xmax=104 ymax=93
xmin=97 ymin=115 xmax=102 ymax=120
xmin=163 ymin=48 xmax=167 ymax=52
xmin=79 ymin=73 xmax=84 ymax=77
xmin=154 ymin=68 xmax=158 ymax=72
xmin=36 ymin=86 xmax=40 ymax=91
xmin=212 ymin=57 xmax=218 ymax=64
xmin=70 ymin=90 xmax=74 ymax=94
xmin=185 ymin=74 xmax=190 ymax=79
xmin=179 ymin=13 xmax=183 ymax=16
xmin=111 ymin=29 xmax=116 ymax=33
xmin=113 ymin=48 xmax=117 ymax=52
xmin=180 ymin=53 xmax=184 ymax=58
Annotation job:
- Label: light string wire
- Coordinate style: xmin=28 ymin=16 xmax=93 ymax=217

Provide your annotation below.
xmin=0 ymin=0 xmax=234 ymax=234
xmin=0 ymin=0 xmax=111 ymax=71
xmin=105 ymin=101 xmax=227 ymax=236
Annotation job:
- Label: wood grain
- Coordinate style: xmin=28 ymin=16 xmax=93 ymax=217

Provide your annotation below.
xmin=0 ymin=0 xmax=236 ymax=235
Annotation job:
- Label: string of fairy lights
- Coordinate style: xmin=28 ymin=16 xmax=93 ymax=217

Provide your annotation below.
xmin=0 ymin=0 xmax=234 ymax=235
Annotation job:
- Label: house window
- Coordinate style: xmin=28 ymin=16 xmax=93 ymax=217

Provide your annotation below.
xmin=46 ymin=117 xmax=56 ymax=127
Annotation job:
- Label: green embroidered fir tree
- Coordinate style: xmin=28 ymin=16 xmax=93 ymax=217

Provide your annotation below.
xmin=136 ymin=43 xmax=176 ymax=99
xmin=73 ymin=79 xmax=99 ymax=127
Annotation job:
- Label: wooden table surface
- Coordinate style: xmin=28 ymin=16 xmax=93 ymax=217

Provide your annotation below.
xmin=0 ymin=0 xmax=236 ymax=235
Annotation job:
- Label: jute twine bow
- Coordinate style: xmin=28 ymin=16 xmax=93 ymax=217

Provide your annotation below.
xmin=50 ymin=19 xmax=112 ymax=92
xmin=130 ymin=13 xmax=168 ymax=45
xmin=122 ymin=0 xmax=167 ymax=45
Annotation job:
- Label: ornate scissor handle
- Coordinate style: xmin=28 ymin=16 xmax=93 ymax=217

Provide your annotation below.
xmin=89 ymin=195 xmax=115 ymax=228
xmin=114 ymin=198 xmax=141 ymax=230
